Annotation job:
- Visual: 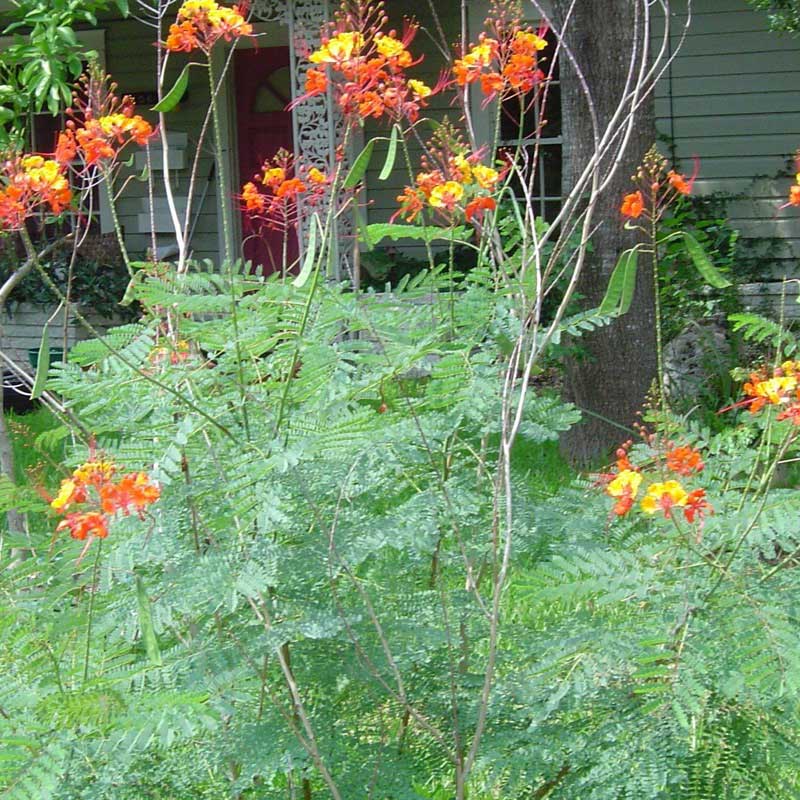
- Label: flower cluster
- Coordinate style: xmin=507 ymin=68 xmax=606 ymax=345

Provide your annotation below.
xmin=737 ymin=360 xmax=800 ymax=423
xmin=620 ymin=147 xmax=697 ymax=221
xmin=51 ymin=455 xmax=160 ymax=542
xmin=395 ymin=129 xmax=503 ymax=224
xmin=603 ymin=440 xmax=711 ymax=526
xmin=453 ymin=1 xmax=548 ymax=102
xmin=165 ymin=0 xmax=253 ymax=53
xmin=64 ymin=80 xmax=154 ymax=168
xmin=241 ymin=149 xmax=330 ymax=233
xmin=298 ymin=0 xmax=435 ymax=123
xmin=0 ymin=154 xmax=72 ymax=231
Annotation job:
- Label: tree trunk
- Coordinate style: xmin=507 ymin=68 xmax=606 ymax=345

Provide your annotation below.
xmin=553 ymin=0 xmax=658 ymax=466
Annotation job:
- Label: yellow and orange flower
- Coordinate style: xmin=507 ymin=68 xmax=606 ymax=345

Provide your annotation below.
xmin=241 ymin=149 xmax=332 ymax=234
xmin=50 ymin=454 xmax=159 ymax=543
xmin=743 ymin=373 xmax=797 ymax=413
xmin=606 ymin=469 xmax=643 ymax=517
xmin=0 ymin=154 xmax=73 ymax=231
xmin=641 ymin=480 xmax=689 ymax=517
xmin=165 ymin=0 xmax=252 ymax=53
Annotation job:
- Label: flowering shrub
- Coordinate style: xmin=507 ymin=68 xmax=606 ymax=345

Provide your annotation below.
xmin=10 ymin=1 xmax=800 ymax=799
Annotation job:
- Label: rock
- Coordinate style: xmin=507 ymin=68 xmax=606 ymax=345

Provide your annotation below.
xmin=662 ymin=317 xmax=731 ymax=405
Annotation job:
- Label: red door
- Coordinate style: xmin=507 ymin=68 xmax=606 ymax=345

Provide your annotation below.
xmin=235 ymin=47 xmax=296 ymax=274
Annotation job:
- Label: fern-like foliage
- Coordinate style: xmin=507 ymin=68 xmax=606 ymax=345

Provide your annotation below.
xmin=3 ymin=264 xmax=800 ymax=800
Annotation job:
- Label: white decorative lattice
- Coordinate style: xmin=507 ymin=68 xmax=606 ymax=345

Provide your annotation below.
xmin=251 ymin=0 xmax=352 ymax=279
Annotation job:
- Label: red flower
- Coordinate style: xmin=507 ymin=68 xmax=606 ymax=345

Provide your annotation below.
xmin=465 ymin=195 xmax=496 ymax=222
xmin=777 ymin=403 xmax=800 ymax=425
xmin=56 ymin=511 xmax=110 ymax=540
xmin=683 ymin=488 xmax=712 ymax=525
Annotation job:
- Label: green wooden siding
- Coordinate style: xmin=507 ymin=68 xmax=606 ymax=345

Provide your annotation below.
xmin=655 ymin=0 xmax=800 ymax=275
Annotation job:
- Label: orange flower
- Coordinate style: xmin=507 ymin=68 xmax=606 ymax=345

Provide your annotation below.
xmin=166 ymin=20 xmax=199 ymax=51
xmin=667 ymin=169 xmax=692 ymax=195
xmin=394 ymin=186 xmax=424 ymax=222
xmin=275 ymin=177 xmax=307 ymax=198
xmin=621 ymin=190 xmax=644 ymax=218
xmin=100 ymin=472 xmax=161 ymax=515
xmin=502 ymin=54 xmax=544 ymax=93
xmin=241 ymin=181 xmax=266 ymax=213
xmin=56 ymin=512 xmax=110 ymax=540
xmin=73 ymin=110 xmax=154 ymax=166
xmin=788 ymin=184 xmax=800 ymax=207
xmin=305 ymin=68 xmax=329 ymax=96
xmin=0 ymin=154 xmax=73 ymax=230
xmin=54 ymin=131 xmax=77 ymax=165
xmin=665 ymin=445 xmax=704 ymax=476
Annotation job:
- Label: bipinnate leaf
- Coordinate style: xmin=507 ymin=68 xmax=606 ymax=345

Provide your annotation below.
xmin=363 ymin=223 xmax=471 ymax=246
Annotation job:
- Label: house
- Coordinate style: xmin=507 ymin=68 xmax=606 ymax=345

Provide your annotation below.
xmin=2 ymin=0 xmax=800 ymax=278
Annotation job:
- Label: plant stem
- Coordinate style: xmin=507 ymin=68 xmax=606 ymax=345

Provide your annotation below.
xmin=103 ymin=167 xmax=134 ymax=277
xmin=83 ymin=540 xmax=103 ymax=683
xmin=651 ymin=213 xmax=667 ymax=419
xmin=208 ymin=59 xmax=251 ymax=439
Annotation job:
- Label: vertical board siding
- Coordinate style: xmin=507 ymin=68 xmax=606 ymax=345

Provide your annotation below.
xmin=104 ymin=19 xmax=221 ymax=264
xmin=656 ymin=1 xmax=800 ymax=276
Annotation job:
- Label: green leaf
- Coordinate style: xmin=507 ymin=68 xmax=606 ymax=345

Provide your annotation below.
xmin=343 ymin=138 xmax=374 ymax=189
xmin=30 ymin=322 xmax=50 ymax=399
xmin=136 ymin=574 xmax=163 ymax=667
xmin=364 ymin=223 xmax=471 ymax=246
xmin=115 ymin=0 xmax=130 ymax=16
xmin=599 ymin=247 xmax=638 ymax=316
xmin=682 ymin=231 xmax=731 ymax=288
xmin=293 ymin=214 xmax=319 ymax=288
xmin=152 ymin=64 xmax=191 ymax=113
xmin=378 ymin=124 xmax=399 ymax=181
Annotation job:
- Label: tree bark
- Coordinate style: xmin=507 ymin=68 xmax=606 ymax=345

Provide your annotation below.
xmin=553 ymin=0 xmax=658 ymax=466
